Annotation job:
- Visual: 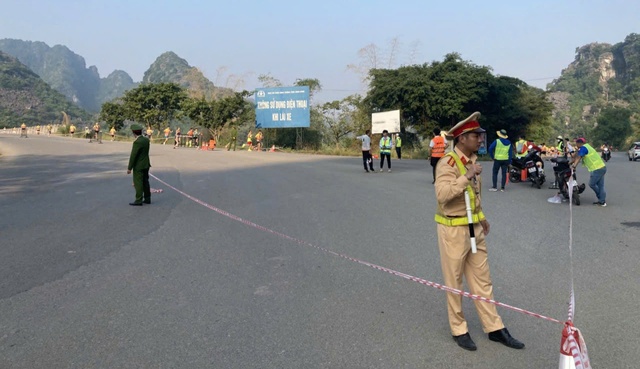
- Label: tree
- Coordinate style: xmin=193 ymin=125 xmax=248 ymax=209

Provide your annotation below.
xmin=593 ymin=107 xmax=632 ymax=148
xmin=121 ymin=83 xmax=187 ymax=129
xmin=294 ymin=78 xmax=322 ymax=100
xmin=320 ymin=100 xmax=355 ymax=146
xmin=364 ymin=53 xmax=554 ymax=144
xmin=182 ymin=96 xmax=214 ymax=128
xmin=99 ymin=101 xmax=126 ymax=130
xmin=257 ymin=73 xmax=282 ymax=88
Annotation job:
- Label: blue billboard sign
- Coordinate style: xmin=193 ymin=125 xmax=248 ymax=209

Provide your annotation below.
xmin=255 ymin=86 xmax=310 ymax=128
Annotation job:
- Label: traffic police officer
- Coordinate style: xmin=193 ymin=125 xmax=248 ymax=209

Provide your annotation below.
xmin=127 ymin=124 xmax=151 ymax=206
xmin=434 ymin=112 xmax=524 ymax=351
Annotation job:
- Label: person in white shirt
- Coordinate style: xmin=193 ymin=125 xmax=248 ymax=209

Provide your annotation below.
xmin=356 ymin=130 xmax=375 ymax=173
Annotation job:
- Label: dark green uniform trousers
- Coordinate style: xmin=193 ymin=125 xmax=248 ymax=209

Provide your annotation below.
xmin=133 ymin=169 xmax=151 ymax=204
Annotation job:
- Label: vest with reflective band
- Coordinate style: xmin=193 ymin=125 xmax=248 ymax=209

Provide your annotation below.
xmin=515 ymin=139 xmax=527 ymax=157
xmin=494 ymin=140 xmax=511 ymax=160
xmin=380 ymin=137 xmax=392 ymax=154
xmin=434 ymin=152 xmax=486 ymax=226
xmin=396 ymin=137 xmax=402 ymax=148
xmin=431 ymin=136 xmax=446 ymax=158
xmin=581 ymin=143 xmax=605 ymax=171
xmin=557 ymin=141 xmax=564 ymax=151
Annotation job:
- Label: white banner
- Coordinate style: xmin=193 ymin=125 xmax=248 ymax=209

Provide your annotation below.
xmin=371 ymin=110 xmax=400 ymax=134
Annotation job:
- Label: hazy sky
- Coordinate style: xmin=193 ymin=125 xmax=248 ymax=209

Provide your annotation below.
xmin=1 ymin=0 xmax=638 ymax=102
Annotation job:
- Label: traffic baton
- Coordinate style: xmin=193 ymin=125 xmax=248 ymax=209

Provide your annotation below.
xmin=464 ymin=190 xmax=477 ymax=253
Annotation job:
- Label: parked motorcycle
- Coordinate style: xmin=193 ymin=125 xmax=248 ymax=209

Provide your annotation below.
xmin=550 ymin=156 xmax=585 ymax=205
xmin=509 ymin=146 xmax=546 ymax=189
xmin=601 ymin=147 xmax=611 ymax=162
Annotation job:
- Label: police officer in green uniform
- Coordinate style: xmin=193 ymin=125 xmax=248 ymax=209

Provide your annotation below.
xmin=127 ymin=124 xmax=151 ymax=206
xmin=228 ymin=126 xmax=237 ymax=151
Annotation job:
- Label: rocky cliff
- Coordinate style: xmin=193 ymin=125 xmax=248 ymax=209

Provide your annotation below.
xmin=0 ymin=51 xmax=91 ymax=127
xmin=143 ymin=51 xmax=233 ymax=100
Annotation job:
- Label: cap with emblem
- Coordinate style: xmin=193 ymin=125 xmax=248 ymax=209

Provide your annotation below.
xmin=447 ymin=112 xmax=485 ymax=139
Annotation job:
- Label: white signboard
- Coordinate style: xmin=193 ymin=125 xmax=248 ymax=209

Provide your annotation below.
xmin=371 ymin=110 xmax=400 ymax=134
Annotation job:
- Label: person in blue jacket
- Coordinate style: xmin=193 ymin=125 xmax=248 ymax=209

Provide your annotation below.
xmin=488 ymin=129 xmax=513 ymax=192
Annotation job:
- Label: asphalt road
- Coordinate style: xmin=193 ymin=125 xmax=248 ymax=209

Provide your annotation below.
xmin=1 ymin=133 xmax=639 ymax=368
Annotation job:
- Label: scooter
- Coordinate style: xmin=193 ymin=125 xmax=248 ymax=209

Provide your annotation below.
xmin=550 ymin=156 xmax=585 ymax=205
xmin=509 ymin=146 xmax=546 ymax=189
xmin=601 ymin=147 xmax=611 ymax=162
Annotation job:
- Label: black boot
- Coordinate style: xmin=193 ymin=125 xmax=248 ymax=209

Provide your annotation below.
xmin=488 ymin=328 xmax=524 ymax=349
xmin=453 ymin=332 xmax=477 ymax=351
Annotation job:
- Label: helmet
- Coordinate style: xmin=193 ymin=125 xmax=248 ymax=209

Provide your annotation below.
xmin=556 ymin=135 xmax=563 ymax=140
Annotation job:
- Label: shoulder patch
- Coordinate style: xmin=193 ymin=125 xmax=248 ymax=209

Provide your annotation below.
xmin=460 ymin=156 xmax=468 ymax=165
xmin=447 ymin=157 xmax=455 ymax=167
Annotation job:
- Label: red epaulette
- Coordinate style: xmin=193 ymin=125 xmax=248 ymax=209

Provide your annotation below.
xmin=447 ymin=157 xmax=455 ymax=167
xmin=460 ymin=156 xmax=468 ymax=165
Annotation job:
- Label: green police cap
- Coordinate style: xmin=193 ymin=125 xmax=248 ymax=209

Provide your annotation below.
xmin=130 ymin=124 xmax=143 ymax=131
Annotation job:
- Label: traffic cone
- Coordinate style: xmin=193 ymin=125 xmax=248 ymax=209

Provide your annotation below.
xmin=559 ymin=323 xmax=590 ymax=369
xmin=269 ymin=145 xmax=275 ymax=152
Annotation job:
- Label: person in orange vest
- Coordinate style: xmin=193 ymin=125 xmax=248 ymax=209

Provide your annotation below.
xmin=429 ymin=127 xmax=448 ymax=183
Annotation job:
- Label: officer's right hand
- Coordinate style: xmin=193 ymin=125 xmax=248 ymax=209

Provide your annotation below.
xmin=466 ymin=163 xmax=482 ymax=179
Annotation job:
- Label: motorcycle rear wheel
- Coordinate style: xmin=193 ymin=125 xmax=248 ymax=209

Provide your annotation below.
xmin=509 ymin=171 xmax=521 ymax=183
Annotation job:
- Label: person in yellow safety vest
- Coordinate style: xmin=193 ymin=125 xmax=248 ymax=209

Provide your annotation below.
xmin=555 ymin=136 xmax=565 ymax=156
xmin=434 ymin=111 xmax=525 ymax=352
xmin=429 ymin=128 xmax=448 ymax=183
xmin=379 ymin=130 xmax=393 ymax=172
xmin=488 ymin=129 xmax=513 ymax=191
xmin=395 ymin=134 xmax=402 ymax=159
xmin=514 ymin=135 xmax=527 ymax=159
xmin=572 ymin=137 xmax=607 ymax=207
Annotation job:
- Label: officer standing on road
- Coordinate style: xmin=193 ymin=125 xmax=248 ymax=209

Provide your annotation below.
xmin=127 ymin=124 xmax=151 ymax=206
xmin=228 ymin=126 xmax=237 ymax=151
xmin=434 ymin=112 xmax=525 ymax=352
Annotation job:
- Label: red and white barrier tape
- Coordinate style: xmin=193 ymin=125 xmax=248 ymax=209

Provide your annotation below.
xmin=150 ymin=173 xmax=563 ymax=325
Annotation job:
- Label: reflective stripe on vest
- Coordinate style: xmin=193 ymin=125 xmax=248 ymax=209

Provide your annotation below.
xmin=431 ymin=136 xmax=446 ymax=157
xmin=434 ymin=151 xmax=486 ymax=226
xmin=494 ymin=140 xmax=510 ymax=160
xmin=380 ymin=137 xmax=392 ymax=154
xmin=581 ymin=143 xmax=605 ymax=171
